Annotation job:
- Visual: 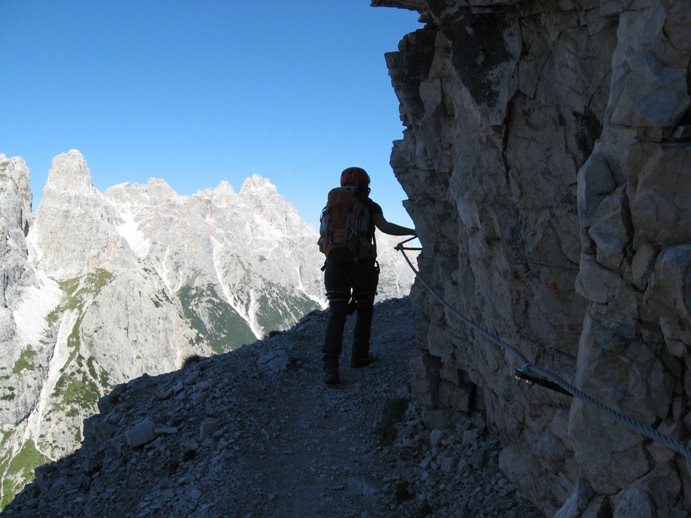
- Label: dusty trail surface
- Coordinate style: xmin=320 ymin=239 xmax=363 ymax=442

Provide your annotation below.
xmin=3 ymin=298 xmax=542 ymax=517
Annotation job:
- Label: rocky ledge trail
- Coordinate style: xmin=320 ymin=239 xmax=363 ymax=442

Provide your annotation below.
xmin=3 ymin=297 xmax=542 ymax=517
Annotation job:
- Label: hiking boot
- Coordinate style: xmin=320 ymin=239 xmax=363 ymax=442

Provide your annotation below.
xmin=324 ymin=370 xmax=340 ymax=385
xmin=350 ymin=354 xmax=378 ymax=368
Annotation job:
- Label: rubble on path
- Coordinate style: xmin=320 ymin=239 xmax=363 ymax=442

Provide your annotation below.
xmin=3 ymin=297 xmax=542 ymax=517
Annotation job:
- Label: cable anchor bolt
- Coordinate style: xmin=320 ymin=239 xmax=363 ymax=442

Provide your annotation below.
xmin=514 ymin=363 xmax=534 ymax=387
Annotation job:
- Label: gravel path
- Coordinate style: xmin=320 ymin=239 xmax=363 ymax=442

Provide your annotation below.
xmin=3 ymin=297 xmax=543 ymax=517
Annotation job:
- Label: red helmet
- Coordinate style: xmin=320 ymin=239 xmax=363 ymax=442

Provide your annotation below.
xmin=340 ymin=167 xmax=370 ymax=186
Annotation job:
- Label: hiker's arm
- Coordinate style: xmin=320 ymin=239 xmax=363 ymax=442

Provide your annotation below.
xmin=372 ymin=213 xmax=416 ymax=236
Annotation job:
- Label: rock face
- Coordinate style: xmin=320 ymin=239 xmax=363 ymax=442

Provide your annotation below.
xmin=0 ymin=150 xmax=416 ymax=508
xmin=0 ymin=155 xmax=35 ymax=423
xmin=378 ymin=0 xmax=691 ymax=515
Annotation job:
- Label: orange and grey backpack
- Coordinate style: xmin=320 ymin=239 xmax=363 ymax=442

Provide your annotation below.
xmin=318 ymin=186 xmax=376 ymax=261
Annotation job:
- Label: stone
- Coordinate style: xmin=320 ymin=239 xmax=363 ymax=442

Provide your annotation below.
xmin=421 ymin=409 xmax=449 ymax=430
xmin=440 ymin=455 xmax=457 ymax=473
xmin=126 ymin=418 xmax=156 ymax=448
xmin=386 ymin=0 xmax=691 ymax=515
xmin=429 ymin=428 xmax=443 ymax=447
xmin=587 ymin=185 xmax=632 ymax=271
xmin=409 ymin=353 xmax=441 ymax=408
xmin=630 ymin=241 xmax=657 ymax=291
xmin=577 ymin=153 xmax=617 ymax=230
xmin=610 ymin=7 xmax=691 ymax=129
xmin=419 ymin=454 xmax=432 ymax=470
xmin=199 ymin=419 xmax=218 ymax=440
xmin=257 ymin=350 xmax=289 ymax=373
xmin=630 ymin=146 xmax=691 ymax=249
xmin=575 ymin=252 xmax=623 ymax=303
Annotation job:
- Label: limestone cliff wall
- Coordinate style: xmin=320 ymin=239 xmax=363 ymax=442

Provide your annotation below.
xmin=377 ymin=0 xmax=691 ymax=515
xmin=0 ymin=156 xmax=36 ymax=423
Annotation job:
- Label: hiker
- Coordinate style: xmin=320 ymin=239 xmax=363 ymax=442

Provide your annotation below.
xmin=318 ymin=167 xmax=416 ymax=385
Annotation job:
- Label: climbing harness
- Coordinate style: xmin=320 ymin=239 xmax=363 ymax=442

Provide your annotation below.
xmin=395 ymin=236 xmax=691 ymax=460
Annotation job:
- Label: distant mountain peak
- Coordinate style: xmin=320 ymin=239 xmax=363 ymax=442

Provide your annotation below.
xmin=144 ymin=177 xmax=176 ymax=195
xmin=45 ymin=149 xmax=94 ymax=193
xmin=240 ymin=174 xmax=278 ymax=195
xmin=214 ymin=180 xmax=235 ymax=195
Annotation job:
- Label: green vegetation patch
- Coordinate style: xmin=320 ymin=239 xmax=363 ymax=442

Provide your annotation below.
xmin=58 ymin=269 xmax=114 ymax=312
xmin=151 ymin=289 xmax=172 ymax=308
xmin=0 ymin=386 xmax=16 ymax=401
xmin=12 ymin=346 xmax=38 ymax=374
xmin=177 ymin=283 xmax=257 ymax=353
xmin=51 ymin=353 xmax=112 ymax=417
xmin=54 ymin=374 xmax=99 ymax=410
xmin=0 ymin=439 xmax=51 ymax=510
xmin=45 ymin=306 xmax=60 ymax=328
xmin=45 ymin=268 xmax=114 ymax=333
xmin=255 ymin=284 xmax=320 ymax=338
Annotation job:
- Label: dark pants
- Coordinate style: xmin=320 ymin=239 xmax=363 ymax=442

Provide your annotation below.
xmin=322 ymin=253 xmax=379 ymax=372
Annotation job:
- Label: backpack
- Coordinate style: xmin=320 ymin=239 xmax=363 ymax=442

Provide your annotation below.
xmin=318 ymin=186 xmax=376 ymax=260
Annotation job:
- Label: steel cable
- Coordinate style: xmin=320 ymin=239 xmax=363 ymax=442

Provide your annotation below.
xmin=395 ymin=237 xmax=691 ymax=459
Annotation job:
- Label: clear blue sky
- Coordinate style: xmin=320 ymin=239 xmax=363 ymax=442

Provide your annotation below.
xmin=1 ymin=0 xmax=421 ymax=229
